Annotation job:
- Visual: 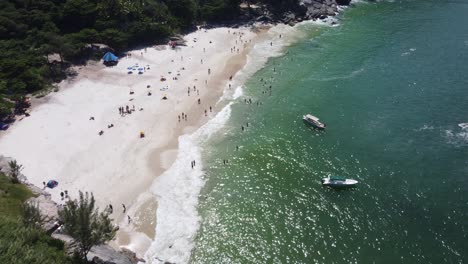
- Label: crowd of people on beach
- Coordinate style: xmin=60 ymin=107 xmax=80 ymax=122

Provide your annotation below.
xmin=57 ymin=28 xmax=281 ymax=231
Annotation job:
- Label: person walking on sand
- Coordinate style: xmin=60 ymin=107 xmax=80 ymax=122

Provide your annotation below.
xmin=241 ymin=125 xmax=244 ymax=132
xmin=198 ymin=98 xmax=201 ymax=104
xmin=128 ymin=215 xmax=131 ymax=224
xmin=178 ymin=115 xmax=181 ymax=122
xmin=205 ymin=110 xmax=207 ymax=116
xmin=122 ymin=204 xmax=126 ymax=213
xmin=208 ymin=68 xmax=211 ymax=74
xmin=209 ymin=106 xmax=212 ymax=112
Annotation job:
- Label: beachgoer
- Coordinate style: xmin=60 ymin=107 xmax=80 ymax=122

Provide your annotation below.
xmin=241 ymin=126 xmax=244 ymax=131
xmin=60 ymin=192 xmax=64 ymax=200
xmin=109 ymin=204 xmax=113 ymax=214
xmin=178 ymin=115 xmax=181 ymax=122
xmin=122 ymin=204 xmax=126 ymax=213
xmin=128 ymin=215 xmax=131 ymax=224
xmin=90 ymin=116 xmax=95 ymax=120
xmin=99 ymin=130 xmax=104 ymax=136
xmin=198 ymin=99 xmax=201 ymax=104
xmin=236 ymin=146 xmax=239 ymax=151
xmin=210 ymin=106 xmax=212 ymax=112
xmin=208 ymin=68 xmax=211 ymax=74
xmin=205 ymin=110 xmax=207 ymax=116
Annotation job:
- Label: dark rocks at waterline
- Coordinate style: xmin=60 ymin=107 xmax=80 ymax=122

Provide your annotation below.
xmin=236 ymin=0 xmax=351 ymax=26
xmin=336 ymin=0 xmax=352 ymax=5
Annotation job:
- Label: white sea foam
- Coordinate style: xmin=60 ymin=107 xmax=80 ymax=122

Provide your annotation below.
xmin=444 ymin=123 xmax=468 ymax=146
xmin=414 ymin=124 xmax=434 ymax=131
xmin=145 ymin=102 xmax=233 ymax=264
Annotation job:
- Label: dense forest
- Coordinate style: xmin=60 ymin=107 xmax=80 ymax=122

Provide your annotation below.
xmin=0 ymin=0 xmax=302 ymax=121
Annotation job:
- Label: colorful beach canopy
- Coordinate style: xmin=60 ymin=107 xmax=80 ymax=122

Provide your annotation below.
xmin=103 ymin=52 xmax=118 ymax=62
xmin=46 ymin=180 xmax=59 ymax=189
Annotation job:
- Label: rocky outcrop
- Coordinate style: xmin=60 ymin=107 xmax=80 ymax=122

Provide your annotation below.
xmin=26 ymin=184 xmax=61 ymax=233
xmin=336 ymin=0 xmax=352 ymax=5
xmin=52 ymin=233 xmax=139 ymax=264
xmin=237 ymin=0 xmax=352 ymax=26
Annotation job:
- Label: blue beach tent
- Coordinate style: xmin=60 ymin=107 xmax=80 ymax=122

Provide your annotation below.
xmin=46 ymin=180 xmax=59 ymax=189
xmin=102 ymin=52 xmax=118 ymax=63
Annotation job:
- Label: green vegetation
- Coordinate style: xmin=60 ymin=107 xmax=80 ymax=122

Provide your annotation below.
xmin=7 ymin=159 xmax=23 ymax=184
xmin=0 ymin=173 xmax=73 ymax=264
xmin=59 ymin=191 xmax=118 ymax=261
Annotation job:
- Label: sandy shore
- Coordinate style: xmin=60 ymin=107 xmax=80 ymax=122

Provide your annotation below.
xmin=0 ymin=26 xmax=263 ymax=259
xmin=0 ymin=18 xmax=317 ymax=262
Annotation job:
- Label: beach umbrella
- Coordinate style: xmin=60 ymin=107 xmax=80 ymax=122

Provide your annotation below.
xmin=46 ymin=180 xmax=59 ymax=189
xmin=102 ymin=52 xmax=118 ymax=62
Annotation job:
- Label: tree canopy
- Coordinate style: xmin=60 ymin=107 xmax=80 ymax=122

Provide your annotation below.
xmin=58 ymin=191 xmax=117 ymax=260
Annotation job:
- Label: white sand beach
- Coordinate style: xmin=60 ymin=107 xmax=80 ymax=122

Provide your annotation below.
xmin=0 ymin=22 xmax=310 ymax=263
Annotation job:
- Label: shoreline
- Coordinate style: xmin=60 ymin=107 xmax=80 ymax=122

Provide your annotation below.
xmin=0 ymin=18 xmax=339 ymax=263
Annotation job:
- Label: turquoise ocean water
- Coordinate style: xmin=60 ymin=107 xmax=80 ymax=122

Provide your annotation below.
xmin=192 ymin=1 xmax=468 ymax=263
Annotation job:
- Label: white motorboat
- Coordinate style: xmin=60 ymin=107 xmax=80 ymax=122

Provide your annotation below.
xmin=303 ymin=114 xmax=326 ymax=130
xmin=321 ymin=176 xmax=358 ymax=188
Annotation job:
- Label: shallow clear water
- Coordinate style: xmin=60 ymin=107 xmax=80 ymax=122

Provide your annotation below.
xmin=192 ymin=1 xmax=468 ymax=263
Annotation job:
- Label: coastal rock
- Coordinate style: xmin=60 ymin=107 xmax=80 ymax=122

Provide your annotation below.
xmin=120 ymin=248 xmax=146 ymax=263
xmin=26 ymin=186 xmax=60 ymax=233
xmin=87 ymin=245 xmax=134 ymax=264
xmin=336 ymin=0 xmax=352 ymax=5
xmin=52 ymin=234 xmax=137 ymax=264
